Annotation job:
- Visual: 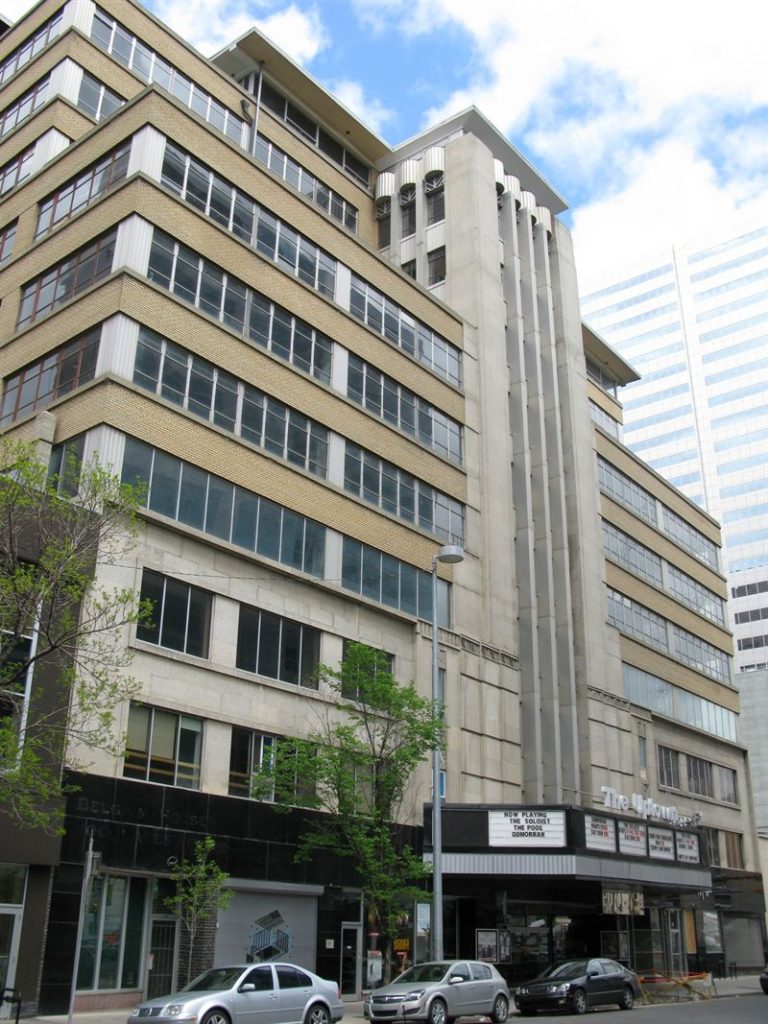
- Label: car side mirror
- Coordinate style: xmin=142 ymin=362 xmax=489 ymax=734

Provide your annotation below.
xmin=587 ymin=970 xmax=599 ymax=979
xmin=239 ymin=983 xmax=256 ymax=993
xmin=448 ymin=976 xmax=464 ymax=985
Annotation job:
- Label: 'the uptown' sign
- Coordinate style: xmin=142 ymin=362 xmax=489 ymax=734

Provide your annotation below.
xmin=601 ymin=786 xmax=679 ymax=824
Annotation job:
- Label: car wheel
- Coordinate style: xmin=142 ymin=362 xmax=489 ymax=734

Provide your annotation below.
xmin=428 ymin=997 xmax=448 ymax=1024
xmin=201 ymin=1011 xmax=231 ymax=1024
xmin=571 ymin=988 xmax=587 ymax=1015
xmin=619 ymin=984 xmax=635 ymax=1010
xmin=491 ymin=994 xmax=509 ymax=1022
xmin=305 ymin=1004 xmax=330 ymax=1024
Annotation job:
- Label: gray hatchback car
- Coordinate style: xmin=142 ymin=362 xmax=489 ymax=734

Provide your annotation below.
xmin=127 ymin=963 xmax=344 ymax=1024
xmin=364 ymin=960 xmax=510 ymax=1024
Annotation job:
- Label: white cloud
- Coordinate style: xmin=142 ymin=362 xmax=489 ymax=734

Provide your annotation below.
xmin=328 ymin=79 xmax=394 ymax=137
xmin=363 ymin=0 xmax=767 ymax=286
xmin=150 ymin=1 xmax=328 ymax=63
xmin=250 ymin=4 xmax=329 ymax=64
xmin=571 ymin=138 xmax=767 ymax=293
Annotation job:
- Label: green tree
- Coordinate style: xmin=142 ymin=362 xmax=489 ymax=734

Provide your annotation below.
xmin=165 ymin=835 xmax=233 ymax=985
xmin=0 ymin=438 xmax=147 ymax=833
xmin=265 ymin=642 xmax=443 ymax=980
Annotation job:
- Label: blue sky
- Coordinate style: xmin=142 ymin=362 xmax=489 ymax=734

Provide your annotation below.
xmin=4 ymin=0 xmax=766 ymax=289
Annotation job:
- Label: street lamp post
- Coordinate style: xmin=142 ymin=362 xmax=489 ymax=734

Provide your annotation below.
xmin=431 ymin=544 xmax=463 ymax=962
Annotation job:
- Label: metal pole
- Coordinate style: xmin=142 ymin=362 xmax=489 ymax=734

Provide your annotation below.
xmin=66 ymin=830 xmax=93 ymax=1024
xmin=431 ymin=555 xmax=443 ymax=962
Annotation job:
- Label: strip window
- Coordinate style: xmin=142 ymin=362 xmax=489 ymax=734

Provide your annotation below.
xmin=121 ymin=436 xmax=449 ymax=622
xmin=0 ymin=11 xmax=63 ymax=86
xmin=161 ymin=142 xmax=336 ymax=297
xmin=347 ymin=354 xmax=462 ymax=464
xmin=673 ymin=626 xmax=730 ymax=683
xmin=122 ymin=437 xmax=326 ymax=578
xmin=48 ymin=436 xmax=85 ymax=497
xmin=0 ymin=221 xmax=17 ymax=267
xmin=124 ymin=702 xmax=202 ymax=788
xmin=0 ymin=75 xmax=49 ymax=140
xmin=606 ymin=587 xmax=668 ymax=651
xmin=36 ymin=143 xmax=130 ymax=236
xmin=623 ymin=663 xmax=737 ymax=741
xmin=598 ymin=455 xmax=718 ymax=568
xmin=90 ymin=7 xmax=242 ymax=143
xmin=77 ymin=71 xmax=123 ymax=122
xmin=16 ymin=229 xmax=117 ymax=328
xmin=1 ymin=327 xmax=100 ymax=426
xmin=350 ymin=274 xmax=462 ymax=387
xmin=147 ymin=229 xmax=333 ymax=384
xmin=661 ymin=506 xmax=718 ymax=568
xmin=589 ymin=399 xmax=620 ymax=438
xmin=147 ymin=232 xmax=463 ymax=459
xmin=236 ymin=604 xmax=320 ymax=688
xmin=0 ymin=146 xmax=35 ymax=196
xmin=253 ymin=132 xmax=358 ymax=232
xmin=344 ymin=441 xmax=464 ymax=544
xmin=598 ymin=457 xmax=656 ymax=524
xmin=341 ymin=537 xmax=445 ymax=622
xmin=251 ymin=76 xmax=370 ymax=187
xmin=602 ymin=520 xmax=663 ymax=586
xmin=667 ymin=564 xmax=725 ymax=625
xmin=133 ymin=328 xmax=328 ymax=476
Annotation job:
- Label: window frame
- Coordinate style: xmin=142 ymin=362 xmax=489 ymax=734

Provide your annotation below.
xmin=136 ymin=569 xmax=212 ymax=658
xmin=657 ymin=745 xmax=680 ymax=789
xmin=123 ymin=702 xmax=203 ymax=788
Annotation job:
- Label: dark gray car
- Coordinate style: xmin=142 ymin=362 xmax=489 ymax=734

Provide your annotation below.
xmin=515 ymin=958 xmax=638 ymax=1015
xmin=127 ymin=963 xmax=344 ymax=1024
xmin=364 ymin=960 xmax=510 ymax=1024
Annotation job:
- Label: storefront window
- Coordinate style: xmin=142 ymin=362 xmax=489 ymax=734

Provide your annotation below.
xmin=77 ymin=875 xmax=147 ymax=990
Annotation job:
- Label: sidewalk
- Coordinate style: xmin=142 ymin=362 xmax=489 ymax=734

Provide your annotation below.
xmin=13 ymin=976 xmax=765 ymax=1023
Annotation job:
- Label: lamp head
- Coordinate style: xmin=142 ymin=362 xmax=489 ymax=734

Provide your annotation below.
xmin=435 ymin=544 xmax=464 ymax=564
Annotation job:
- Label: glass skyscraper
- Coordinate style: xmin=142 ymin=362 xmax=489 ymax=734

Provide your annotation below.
xmin=581 ymin=219 xmax=768 ymax=675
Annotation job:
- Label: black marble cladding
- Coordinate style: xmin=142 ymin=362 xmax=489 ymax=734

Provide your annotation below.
xmin=39 ymin=770 xmax=425 ymax=1013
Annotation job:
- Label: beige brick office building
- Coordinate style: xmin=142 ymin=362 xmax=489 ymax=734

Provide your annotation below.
xmin=0 ymin=0 xmax=764 ymax=1013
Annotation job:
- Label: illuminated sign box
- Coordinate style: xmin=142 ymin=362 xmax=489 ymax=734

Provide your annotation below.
xmin=488 ymin=809 xmax=566 ymax=847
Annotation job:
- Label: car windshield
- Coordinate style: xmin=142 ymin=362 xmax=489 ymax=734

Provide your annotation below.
xmin=184 ymin=967 xmax=244 ymax=991
xmin=396 ymin=963 xmax=451 ymax=983
xmin=543 ymin=961 xmax=589 ymax=979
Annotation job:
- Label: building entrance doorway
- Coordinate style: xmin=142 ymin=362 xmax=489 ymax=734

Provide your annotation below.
xmin=147 ymin=919 xmax=177 ymax=999
xmin=340 ymin=923 xmax=361 ymax=998
xmin=664 ymin=909 xmax=685 ymax=974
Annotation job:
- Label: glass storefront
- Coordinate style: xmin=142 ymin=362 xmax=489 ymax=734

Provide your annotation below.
xmin=77 ymin=875 xmax=147 ymax=991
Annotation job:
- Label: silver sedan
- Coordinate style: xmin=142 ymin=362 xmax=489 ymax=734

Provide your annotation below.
xmin=364 ymin=960 xmax=510 ymax=1024
xmin=127 ymin=962 xmax=344 ymax=1024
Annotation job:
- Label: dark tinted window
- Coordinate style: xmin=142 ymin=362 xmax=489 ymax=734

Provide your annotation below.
xmin=245 ymin=966 xmax=273 ymax=991
xmin=276 ymin=966 xmax=312 ymax=989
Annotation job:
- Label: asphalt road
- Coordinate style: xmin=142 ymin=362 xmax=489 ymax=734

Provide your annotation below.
xmin=521 ymin=992 xmax=766 ymax=1022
